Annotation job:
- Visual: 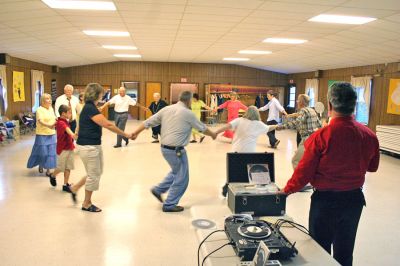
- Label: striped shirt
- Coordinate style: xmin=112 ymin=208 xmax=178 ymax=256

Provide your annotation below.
xmin=282 ymin=107 xmax=321 ymax=138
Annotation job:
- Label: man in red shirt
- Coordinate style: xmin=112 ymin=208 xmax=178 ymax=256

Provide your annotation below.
xmin=282 ymin=82 xmax=380 ymax=266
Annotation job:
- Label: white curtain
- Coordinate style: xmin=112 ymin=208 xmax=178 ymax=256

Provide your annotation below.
xmin=31 ymin=70 xmax=44 ymax=113
xmin=0 ymin=65 xmax=7 ymax=116
xmin=276 ymin=87 xmax=285 ymax=106
xmin=305 ymin=78 xmax=319 ymax=107
xmin=351 ymin=76 xmax=372 ymax=107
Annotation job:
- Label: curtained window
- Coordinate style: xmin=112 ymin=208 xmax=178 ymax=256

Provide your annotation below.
xmin=351 ymin=76 xmax=372 ymax=125
xmin=305 ymin=78 xmax=319 ymax=107
xmin=288 ymin=85 xmax=296 ymax=108
xmin=0 ymin=65 xmax=8 ymax=116
xmin=31 ymin=70 xmax=44 ymax=113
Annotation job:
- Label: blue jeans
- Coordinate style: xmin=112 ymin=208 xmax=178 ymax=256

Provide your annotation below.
xmin=153 ymin=147 xmax=189 ymax=209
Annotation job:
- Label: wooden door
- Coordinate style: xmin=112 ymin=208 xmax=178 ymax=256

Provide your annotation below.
xmin=145 ymin=82 xmax=162 ymax=118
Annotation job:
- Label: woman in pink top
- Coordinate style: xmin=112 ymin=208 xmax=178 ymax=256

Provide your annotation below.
xmin=214 ymin=92 xmax=248 ymax=139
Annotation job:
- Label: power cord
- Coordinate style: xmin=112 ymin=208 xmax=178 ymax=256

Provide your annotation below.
xmin=197 ymin=230 xmax=225 ymax=266
xmin=274 ymin=219 xmax=310 ymax=236
xmin=201 ymin=242 xmax=234 ymax=266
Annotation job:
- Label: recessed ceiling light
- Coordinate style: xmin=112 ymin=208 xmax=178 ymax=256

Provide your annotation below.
xmin=223 ymin=58 xmax=250 ymax=61
xmin=238 ymin=50 xmax=272 ymax=55
xmin=83 ymin=30 xmax=130 ymax=37
xmin=263 ymin=38 xmax=307 ymax=44
xmin=42 ymin=0 xmax=116 ymax=11
xmin=114 ymin=54 xmax=142 ymax=58
xmin=102 ymin=45 xmax=137 ymax=50
xmin=309 ymin=14 xmax=376 ymax=25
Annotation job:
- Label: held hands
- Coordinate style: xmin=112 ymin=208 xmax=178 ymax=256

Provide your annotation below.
xmin=128 ymin=132 xmax=138 ymax=140
xmin=210 ymin=131 xmax=217 ymax=140
xmin=73 ymin=133 xmax=78 ymax=140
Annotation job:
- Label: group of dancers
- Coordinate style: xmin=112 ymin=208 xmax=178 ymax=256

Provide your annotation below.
xmin=26 ymin=83 xmax=310 ymax=212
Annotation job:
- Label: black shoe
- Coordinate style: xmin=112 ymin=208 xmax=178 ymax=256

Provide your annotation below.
xmin=63 ymin=183 xmax=72 ymax=193
xmin=49 ymin=175 xmax=57 ymax=187
xmin=151 ymin=140 xmax=159 ymax=143
xmin=273 ymin=140 xmax=281 ymax=148
xmin=151 ymin=188 xmax=163 ymax=203
xmin=125 ymin=139 xmax=129 ymax=146
xmin=200 ymin=136 xmax=205 ymax=143
xmin=71 ymin=191 xmax=77 ymax=203
xmin=38 ymin=166 xmax=43 ymax=173
xmin=222 ymin=183 xmax=228 ymax=197
xmin=162 ymin=206 xmax=184 ymax=212
xmin=113 ymin=144 xmax=122 ymax=148
xmin=190 ymin=140 xmax=197 ymax=143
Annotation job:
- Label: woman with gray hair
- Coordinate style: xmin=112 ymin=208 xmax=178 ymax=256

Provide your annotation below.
xmin=27 ymin=93 xmax=57 ymax=178
xmin=70 ymin=83 xmax=133 ymax=212
xmin=215 ymin=106 xmax=278 ymax=196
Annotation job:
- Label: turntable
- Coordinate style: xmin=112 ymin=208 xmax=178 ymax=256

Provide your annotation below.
xmin=225 ymin=216 xmax=297 ymax=261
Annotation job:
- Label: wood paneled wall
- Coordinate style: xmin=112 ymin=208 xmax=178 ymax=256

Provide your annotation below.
xmin=61 ymin=61 xmax=288 ymax=119
xmin=3 ymin=56 xmax=59 ymax=119
xmin=289 ymin=62 xmax=400 ymax=131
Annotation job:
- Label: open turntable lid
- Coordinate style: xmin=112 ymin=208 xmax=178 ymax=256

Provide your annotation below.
xmin=226 ymin=152 xmax=275 ymax=183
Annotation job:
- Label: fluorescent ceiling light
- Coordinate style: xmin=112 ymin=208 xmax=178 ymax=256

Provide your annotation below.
xmin=223 ymin=58 xmax=250 ymax=61
xmin=42 ymin=0 xmax=116 ymax=11
xmin=102 ymin=45 xmax=137 ymax=50
xmin=263 ymin=38 xmax=307 ymax=44
xmin=83 ymin=30 xmax=130 ymax=37
xmin=114 ymin=54 xmax=141 ymax=58
xmin=309 ymin=14 xmax=376 ymax=25
xmin=239 ymin=50 xmax=272 ymax=55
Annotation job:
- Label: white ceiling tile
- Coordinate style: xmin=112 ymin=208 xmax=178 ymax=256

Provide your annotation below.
xmin=187 ymin=0 xmax=264 ymax=9
xmin=185 ymin=5 xmax=253 ymax=16
xmin=342 ymin=0 xmax=400 ymax=10
xmin=324 ymin=7 xmax=397 ymax=18
xmin=259 ymin=1 xmax=333 ymax=13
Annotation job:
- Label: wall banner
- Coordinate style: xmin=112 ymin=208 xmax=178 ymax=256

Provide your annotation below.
xmin=13 ymin=71 xmax=25 ymax=102
xmin=387 ymin=79 xmax=400 ymax=115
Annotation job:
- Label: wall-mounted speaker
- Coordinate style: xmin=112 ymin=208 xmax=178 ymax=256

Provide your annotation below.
xmin=314 ymin=70 xmax=322 ymax=78
xmin=52 ymin=65 xmax=59 ymax=73
xmin=0 ymin=53 xmax=11 ymax=64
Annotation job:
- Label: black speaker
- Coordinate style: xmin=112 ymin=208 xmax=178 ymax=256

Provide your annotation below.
xmin=52 ymin=65 xmax=59 ymax=73
xmin=314 ymin=70 xmax=322 ymax=78
xmin=0 ymin=53 xmax=10 ymax=64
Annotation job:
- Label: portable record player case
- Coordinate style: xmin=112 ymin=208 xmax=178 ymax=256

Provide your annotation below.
xmin=227 ymin=184 xmax=287 ymax=216
xmin=226 ymin=153 xmax=286 ymax=216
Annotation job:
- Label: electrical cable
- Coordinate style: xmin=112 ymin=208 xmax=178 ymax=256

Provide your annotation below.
xmin=274 ymin=219 xmax=310 ymax=236
xmin=197 ymin=229 xmax=225 ymax=266
xmin=201 ymin=242 xmax=233 ymax=266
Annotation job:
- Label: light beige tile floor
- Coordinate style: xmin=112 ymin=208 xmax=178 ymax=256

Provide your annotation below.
xmin=0 ymin=120 xmax=398 ymax=266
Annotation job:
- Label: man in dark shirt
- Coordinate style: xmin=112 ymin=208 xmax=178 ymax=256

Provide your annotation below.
xmin=282 ymin=82 xmax=380 ymax=266
xmin=147 ymin=92 xmax=168 ymax=143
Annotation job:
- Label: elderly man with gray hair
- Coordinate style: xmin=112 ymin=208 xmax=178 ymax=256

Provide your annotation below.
xmin=278 ymin=94 xmax=322 ymax=170
xmin=281 ymin=82 xmax=380 ymax=266
xmin=55 ymin=84 xmax=79 ymax=132
xmin=132 ymin=91 xmax=217 ymax=212
xmin=100 ymin=86 xmax=147 ymax=148
xmin=147 ymin=92 xmax=168 ymax=143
